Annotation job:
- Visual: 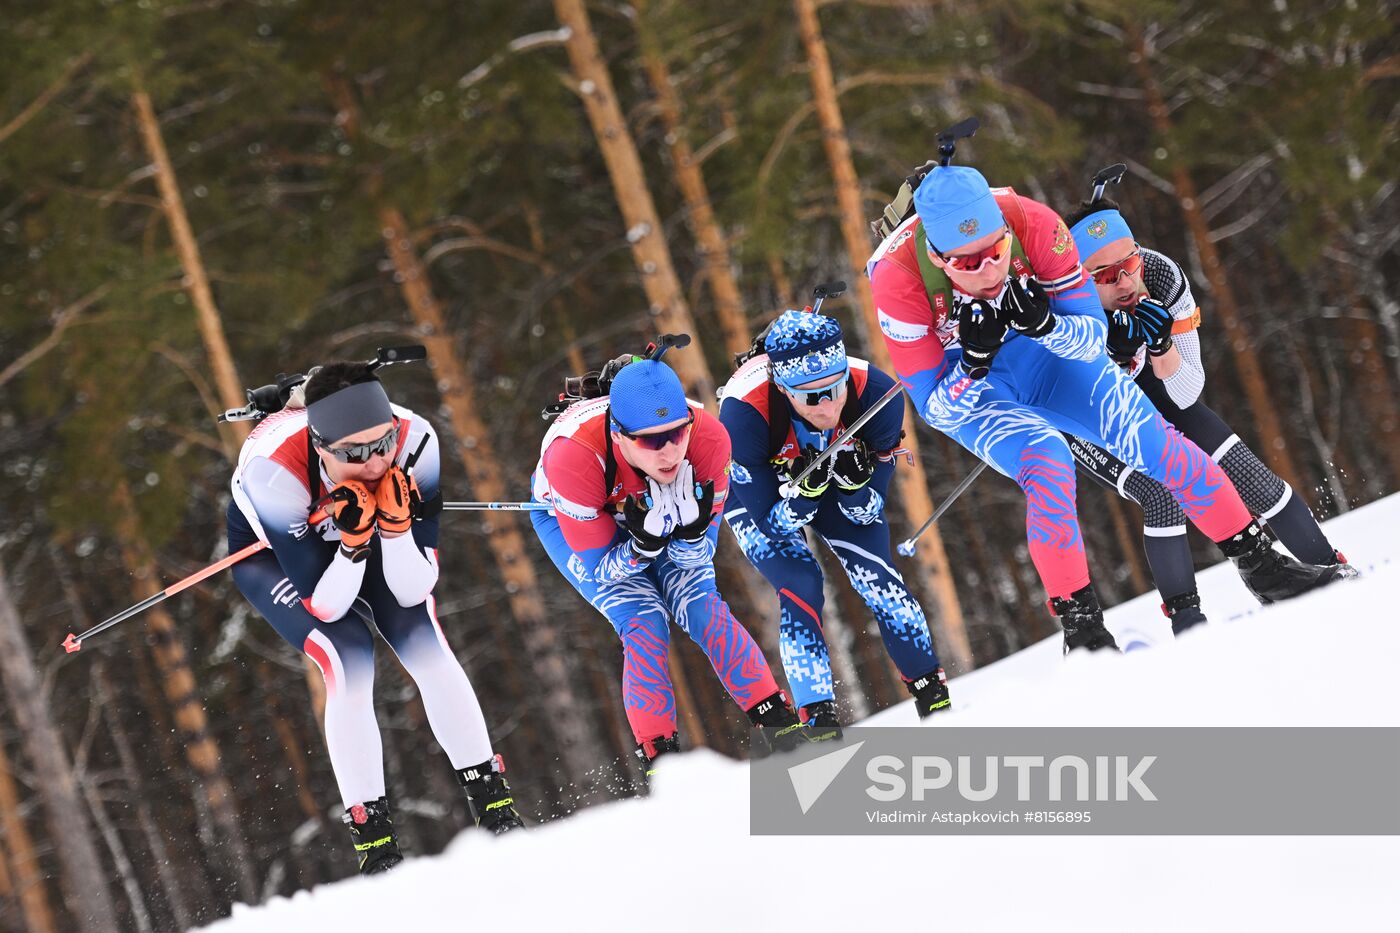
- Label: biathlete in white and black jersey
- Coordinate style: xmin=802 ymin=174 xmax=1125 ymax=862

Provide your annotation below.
xmin=227 ymin=361 xmax=523 ymax=875
xmin=1055 ymin=195 xmax=1354 ymax=631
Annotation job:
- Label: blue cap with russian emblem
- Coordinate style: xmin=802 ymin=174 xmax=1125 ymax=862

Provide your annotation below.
xmin=764 ymin=309 xmax=848 ymax=390
xmin=913 ymin=165 xmax=1005 ymax=253
xmin=608 ymin=359 xmax=689 ymax=433
xmin=1070 ymin=209 xmax=1136 ymax=262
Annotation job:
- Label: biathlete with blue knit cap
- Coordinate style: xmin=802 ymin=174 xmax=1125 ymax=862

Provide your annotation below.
xmin=719 ymin=310 xmax=950 ymax=724
xmin=227 ymin=360 xmax=524 ymax=876
xmin=868 ymin=163 xmax=1314 ymax=652
xmin=1056 ymin=192 xmax=1352 ymax=627
xmin=529 ymin=353 xmax=819 ymax=775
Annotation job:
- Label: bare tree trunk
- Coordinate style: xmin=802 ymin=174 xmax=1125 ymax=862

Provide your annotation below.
xmin=0 ymin=734 xmax=59 ymax=933
xmin=1127 ymin=27 xmax=1302 ymax=492
xmin=552 ymin=0 xmax=715 ymax=401
xmin=792 ymin=0 xmax=973 ymax=673
xmin=634 ymin=0 xmax=750 ymax=360
xmin=110 ymin=482 xmax=258 ymax=904
xmin=379 ymin=205 xmax=609 ymax=785
xmin=92 ymin=667 xmax=196 ymax=932
xmin=0 ymin=559 xmax=115 ymax=932
xmin=138 ymin=67 xmax=341 ymax=786
xmin=79 ymin=775 xmax=153 ymax=933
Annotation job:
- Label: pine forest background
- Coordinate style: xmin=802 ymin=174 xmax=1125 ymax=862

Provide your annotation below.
xmin=0 ymin=1 xmax=1395 ymax=929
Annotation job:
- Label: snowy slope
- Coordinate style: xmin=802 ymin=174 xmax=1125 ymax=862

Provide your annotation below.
xmin=208 ymin=495 xmax=1400 ymax=933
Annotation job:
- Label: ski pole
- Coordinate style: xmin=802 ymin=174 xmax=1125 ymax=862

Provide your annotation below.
xmin=896 ymin=460 xmax=989 ymax=556
xmin=442 ymin=501 xmax=554 ymax=512
xmin=62 ymin=540 xmax=269 ymax=653
xmin=785 ymin=381 xmax=907 ymax=494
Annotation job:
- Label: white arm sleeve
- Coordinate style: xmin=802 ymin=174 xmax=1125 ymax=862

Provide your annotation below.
xmin=379 ymin=532 xmax=440 ymax=607
xmin=1161 ymin=329 xmax=1206 ymax=409
xmin=307 ymin=549 xmax=368 ymax=621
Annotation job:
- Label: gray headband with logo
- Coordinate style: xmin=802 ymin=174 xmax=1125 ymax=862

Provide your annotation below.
xmin=306 ymin=380 xmax=394 ymax=445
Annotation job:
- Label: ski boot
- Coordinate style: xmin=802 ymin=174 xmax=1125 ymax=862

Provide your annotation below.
xmin=1327 ymin=551 xmax=1361 ymax=580
xmin=1163 ymin=591 xmax=1208 ymax=635
xmin=748 ymin=691 xmax=838 ymax=752
xmin=456 ymin=754 xmax=525 ymax=835
xmin=1217 ymin=522 xmax=1345 ymax=604
xmin=634 ymin=733 xmax=681 ymax=781
xmin=907 ymin=667 xmax=952 ymax=718
xmin=343 ymin=796 xmax=403 ymax=875
xmin=800 ymin=700 xmax=843 ymax=739
xmin=1048 ymin=585 xmax=1119 ymax=654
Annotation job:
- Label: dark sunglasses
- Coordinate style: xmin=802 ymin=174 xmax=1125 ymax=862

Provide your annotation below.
xmin=784 ymin=374 xmax=849 ymax=407
xmin=1087 ymin=246 xmax=1143 ymax=286
xmin=316 ymin=419 xmax=400 ymax=464
xmin=620 ymin=412 xmax=695 ymax=451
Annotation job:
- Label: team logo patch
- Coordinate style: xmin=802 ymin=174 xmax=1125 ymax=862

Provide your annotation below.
xmin=1051 ymin=220 xmax=1072 ymax=255
xmin=655 ymin=406 xmax=669 ymax=417
xmin=958 ymin=218 xmax=980 ymax=238
xmin=730 ymin=462 xmax=752 ymax=484
xmin=1086 ymin=219 xmax=1108 ymax=239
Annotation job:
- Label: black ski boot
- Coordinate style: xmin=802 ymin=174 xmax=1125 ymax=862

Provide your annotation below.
xmin=800 ymin=700 xmax=843 ymax=739
xmin=456 ymin=755 xmax=525 ymax=835
xmin=343 ymin=796 xmax=403 ymax=875
xmin=1217 ymin=522 xmax=1345 ymax=604
xmin=1327 ymin=551 xmax=1362 ymax=580
xmin=907 ymin=667 xmax=952 ymax=718
xmin=1048 ymin=585 xmax=1119 ymax=654
xmin=1163 ymin=591 xmax=1208 ymax=635
xmin=748 ymin=691 xmax=836 ymax=752
xmin=634 ymin=733 xmax=681 ymax=780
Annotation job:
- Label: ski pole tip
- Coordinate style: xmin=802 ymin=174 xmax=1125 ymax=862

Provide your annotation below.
xmin=63 ymin=633 xmax=82 ymax=654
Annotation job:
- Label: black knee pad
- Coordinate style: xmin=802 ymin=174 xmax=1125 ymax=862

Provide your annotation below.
xmin=1122 ymin=470 xmax=1187 ymax=531
xmin=1218 ymin=439 xmax=1287 ymax=517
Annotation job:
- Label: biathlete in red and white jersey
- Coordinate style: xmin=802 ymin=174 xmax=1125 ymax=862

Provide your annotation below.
xmin=528 ymin=355 xmax=818 ymax=773
xmin=227 ymin=361 xmax=522 ymax=874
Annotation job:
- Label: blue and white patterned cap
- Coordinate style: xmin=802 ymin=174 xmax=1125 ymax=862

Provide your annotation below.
xmin=763 ymin=310 xmax=848 ymax=389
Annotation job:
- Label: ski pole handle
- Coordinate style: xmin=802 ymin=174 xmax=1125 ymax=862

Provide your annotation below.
xmin=785 ymin=382 xmax=906 ymax=495
xmin=896 ymin=461 xmax=989 ymax=556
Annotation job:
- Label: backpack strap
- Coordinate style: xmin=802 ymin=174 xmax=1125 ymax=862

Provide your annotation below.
xmin=766 ymin=381 xmax=792 ymax=462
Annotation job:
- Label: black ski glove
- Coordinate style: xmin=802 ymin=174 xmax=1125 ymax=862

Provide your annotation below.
xmin=1133 ymin=299 xmax=1175 ymax=356
xmin=958 ymin=299 xmax=1008 ymax=379
xmin=1106 ymin=309 xmax=1147 ymax=365
xmin=1003 ymin=276 xmax=1055 ymax=337
xmin=788 ymin=445 xmax=835 ymax=498
xmin=831 ymin=439 xmax=876 ymax=493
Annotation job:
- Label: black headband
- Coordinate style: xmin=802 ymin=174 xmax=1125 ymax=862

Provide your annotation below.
xmin=307 ymin=381 xmax=393 ymax=444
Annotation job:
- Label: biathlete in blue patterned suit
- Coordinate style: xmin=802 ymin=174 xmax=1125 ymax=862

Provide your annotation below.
xmin=529 ymin=351 xmax=821 ymax=775
xmin=719 ymin=311 xmax=949 ymax=724
xmin=869 ymin=164 xmax=1332 ymax=652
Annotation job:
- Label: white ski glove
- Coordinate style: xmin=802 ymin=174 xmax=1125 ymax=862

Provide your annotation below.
xmin=669 ymin=462 xmax=700 ymax=527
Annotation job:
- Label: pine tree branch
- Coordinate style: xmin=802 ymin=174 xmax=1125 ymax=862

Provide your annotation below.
xmin=0 ymin=51 xmax=93 ymax=147
xmin=0 ymin=283 xmax=112 ymax=389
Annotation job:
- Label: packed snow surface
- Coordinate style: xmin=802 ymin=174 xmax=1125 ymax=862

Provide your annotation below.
xmin=209 ymin=495 xmax=1400 ymax=932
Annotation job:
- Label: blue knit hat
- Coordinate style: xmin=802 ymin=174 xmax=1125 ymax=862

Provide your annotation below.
xmin=913 ymin=165 xmax=1005 ymax=253
xmin=608 ymin=359 xmax=688 ymax=433
xmin=764 ymin=310 xmax=848 ymax=390
xmin=1070 ymin=209 xmax=1135 ymax=264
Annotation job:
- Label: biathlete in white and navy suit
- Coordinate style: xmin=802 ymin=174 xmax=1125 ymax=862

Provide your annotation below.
xmin=227 ymin=360 xmax=522 ymax=875
xmin=718 ymin=310 xmax=949 ymax=726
